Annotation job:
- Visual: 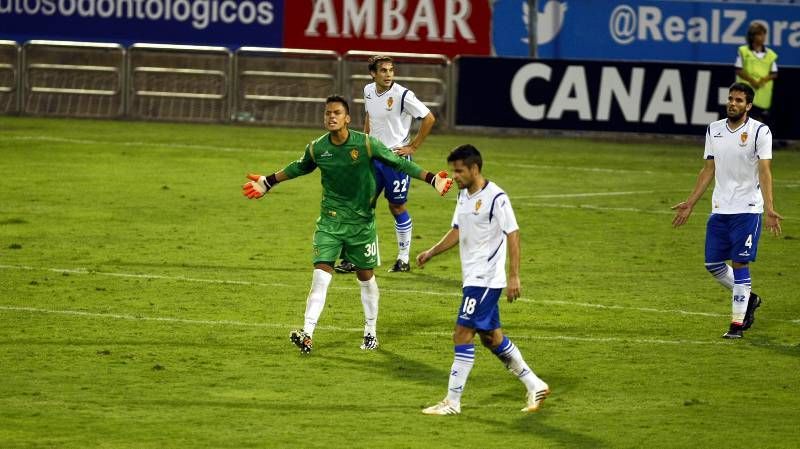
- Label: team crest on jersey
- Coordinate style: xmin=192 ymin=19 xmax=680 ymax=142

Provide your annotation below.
xmin=739 ymin=132 xmax=749 ymax=147
xmin=386 ymin=97 xmax=394 ymax=111
xmin=350 ymin=148 xmax=359 ymax=160
xmin=472 ymin=199 xmax=482 ymax=215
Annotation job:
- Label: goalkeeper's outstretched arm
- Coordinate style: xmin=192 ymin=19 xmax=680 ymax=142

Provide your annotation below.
xmin=242 ymin=170 xmax=290 ymax=199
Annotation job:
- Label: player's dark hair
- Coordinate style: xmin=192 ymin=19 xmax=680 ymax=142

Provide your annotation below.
xmin=368 ymin=55 xmax=394 ymax=73
xmin=746 ymin=22 xmax=767 ymax=49
xmin=729 ymin=82 xmax=755 ymax=105
xmin=447 ymin=144 xmax=483 ymax=171
xmin=325 ymin=95 xmax=350 ymax=114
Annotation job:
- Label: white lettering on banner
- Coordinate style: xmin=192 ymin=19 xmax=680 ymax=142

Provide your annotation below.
xmin=382 ymin=0 xmax=405 ymax=39
xmin=510 ymin=63 xmax=725 ymax=126
xmin=642 ymin=69 xmax=686 ymax=124
xmin=0 ymin=0 xmax=275 ymax=30
xmin=510 ymin=62 xmax=551 ymax=121
xmin=546 ymin=65 xmax=591 ymax=120
xmin=609 ymin=5 xmax=800 ymax=48
xmin=407 ymin=0 xmax=438 ymax=41
xmin=304 ymin=0 xmax=475 ymax=42
xmin=342 ymin=0 xmax=376 ymax=38
xmin=596 ymin=66 xmax=644 ymax=122
xmin=691 ymin=71 xmax=718 ymax=125
xmin=444 ymin=0 xmax=472 ymax=42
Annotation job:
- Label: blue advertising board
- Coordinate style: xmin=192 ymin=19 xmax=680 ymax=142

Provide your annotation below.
xmin=493 ymin=0 xmax=800 ymax=67
xmin=0 ymin=0 xmax=284 ymax=48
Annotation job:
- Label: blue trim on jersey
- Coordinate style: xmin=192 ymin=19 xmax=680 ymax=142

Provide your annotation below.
xmin=726 ymin=117 xmax=748 ymax=134
xmin=488 ymin=192 xmax=506 ymax=223
xmin=754 ymin=123 xmax=766 ymax=153
xmin=487 ymin=238 xmax=504 ymax=262
xmin=706 ymin=155 xmax=715 ymax=159
xmin=453 ymin=224 xmax=459 ymax=229
xmin=400 ymin=88 xmax=409 ymax=115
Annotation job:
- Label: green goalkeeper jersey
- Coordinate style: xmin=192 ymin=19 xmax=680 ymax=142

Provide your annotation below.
xmin=282 ymin=130 xmax=424 ymax=224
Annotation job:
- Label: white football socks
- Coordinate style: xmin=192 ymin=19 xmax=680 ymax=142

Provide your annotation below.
xmin=705 ymin=262 xmax=734 ymax=290
xmin=446 ymin=344 xmax=475 ymax=405
xmin=395 ymin=216 xmax=412 ymax=264
xmin=358 ymin=275 xmax=379 ymax=337
xmin=303 ymin=269 xmax=332 ymax=336
xmin=732 ymin=267 xmax=752 ymax=325
xmin=494 ymin=337 xmax=545 ymax=392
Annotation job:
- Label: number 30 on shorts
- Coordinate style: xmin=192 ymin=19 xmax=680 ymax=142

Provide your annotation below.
xmin=364 ymin=241 xmax=378 ymax=257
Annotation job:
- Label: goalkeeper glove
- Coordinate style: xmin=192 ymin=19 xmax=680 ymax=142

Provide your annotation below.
xmin=242 ymin=173 xmax=277 ymax=199
xmin=428 ymin=171 xmax=453 ymax=196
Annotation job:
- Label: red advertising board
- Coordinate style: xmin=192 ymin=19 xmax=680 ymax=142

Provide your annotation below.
xmin=284 ymin=0 xmax=491 ymax=57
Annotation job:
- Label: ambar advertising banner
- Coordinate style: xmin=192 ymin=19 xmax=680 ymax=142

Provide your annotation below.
xmin=455 ymin=56 xmax=800 ymax=139
xmin=283 ymin=0 xmax=492 ymax=57
xmin=0 ymin=0 xmax=284 ymax=48
xmin=493 ymin=0 xmax=800 ymax=67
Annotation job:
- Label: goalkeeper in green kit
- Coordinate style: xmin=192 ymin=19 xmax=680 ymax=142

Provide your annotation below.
xmin=243 ymin=95 xmax=453 ymax=354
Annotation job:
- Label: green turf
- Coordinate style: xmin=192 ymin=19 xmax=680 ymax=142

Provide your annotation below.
xmin=1 ymin=116 xmax=798 ymax=449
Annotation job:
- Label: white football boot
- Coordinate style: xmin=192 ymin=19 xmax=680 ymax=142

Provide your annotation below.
xmin=521 ymin=382 xmax=551 ymax=413
xmin=422 ymin=399 xmax=461 ymax=415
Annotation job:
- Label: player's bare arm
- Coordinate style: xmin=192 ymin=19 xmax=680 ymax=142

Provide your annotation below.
xmin=396 ymin=112 xmax=436 ymax=157
xmin=758 ymin=159 xmax=783 ymax=236
xmin=672 ymin=159 xmax=715 ymax=227
xmin=506 ymin=230 xmax=522 ymax=302
xmin=416 ymin=227 xmax=459 ymax=268
xmin=364 ymin=112 xmax=370 ymax=134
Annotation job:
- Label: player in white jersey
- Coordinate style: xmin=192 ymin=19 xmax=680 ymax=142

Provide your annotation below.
xmin=416 ymin=145 xmax=550 ymax=415
xmin=672 ymin=83 xmax=783 ymax=339
xmin=335 ymin=55 xmax=436 ymax=274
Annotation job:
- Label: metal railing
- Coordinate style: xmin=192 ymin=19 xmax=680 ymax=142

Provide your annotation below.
xmin=128 ymin=43 xmax=231 ymax=122
xmin=2 ymin=40 xmax=453 ymax=128
xmin=22 ymin=40 xmax=125 ymax=118
xmin=234 ymin=47 xmax=339 ymax=127
xmin=0 ymin=40 xmax=20 ymax=114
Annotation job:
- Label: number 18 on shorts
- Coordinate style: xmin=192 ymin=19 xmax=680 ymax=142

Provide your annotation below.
xmin=456 ymin=286 xmax=503 ymax=331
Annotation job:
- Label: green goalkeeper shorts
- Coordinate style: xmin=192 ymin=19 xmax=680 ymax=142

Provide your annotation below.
xmin=312 ymin=216 xmax=380 ymax=269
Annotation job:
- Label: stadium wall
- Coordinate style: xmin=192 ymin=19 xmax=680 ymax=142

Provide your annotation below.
xmin=1 ymin=1 xmax=798 ymax=65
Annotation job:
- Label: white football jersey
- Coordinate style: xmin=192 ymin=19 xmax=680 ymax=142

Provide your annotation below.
xmin=703 ymin=117 xmax=772 ymax=214
xmin=451 ymin=182 xmax=519 ymax=289
xmin=363 ymin=81 xmax=430 ymax=149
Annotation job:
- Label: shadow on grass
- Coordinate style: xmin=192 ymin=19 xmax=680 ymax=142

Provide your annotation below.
xmin=470 ymin=374 xmax=606 ymax=448
xmin=320 ymin=347 xmax=449 ymax=386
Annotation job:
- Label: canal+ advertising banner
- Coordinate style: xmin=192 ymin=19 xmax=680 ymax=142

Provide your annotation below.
xmin=454 ymin=56 xmax=800 ymax=139
xmin=494 ymin=0 xmax=800 ymax=66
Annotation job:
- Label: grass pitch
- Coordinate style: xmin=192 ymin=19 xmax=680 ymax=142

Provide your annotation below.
xmin=1 ymin=116 xmax=799 ymax=449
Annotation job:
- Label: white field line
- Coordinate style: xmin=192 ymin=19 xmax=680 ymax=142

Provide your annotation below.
xmin=504 ymin=163 xmax=800 ymax=186
xmin=518 ymin=202 xmax=795 ymax=220
xmin=6 ymin=135 xmax=298 ymax=155
xmin=516 ymin=190 xmax=660 ymax=199
xmin=1 ymin=264 xmax=797 ymax=325
xmin=518 ymin=202 xmax=675 ymax=215
xmin=509 ymin=163 xmax=658 ymax=175
xmin=1 ymin=305 xmax=795 ymax=348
